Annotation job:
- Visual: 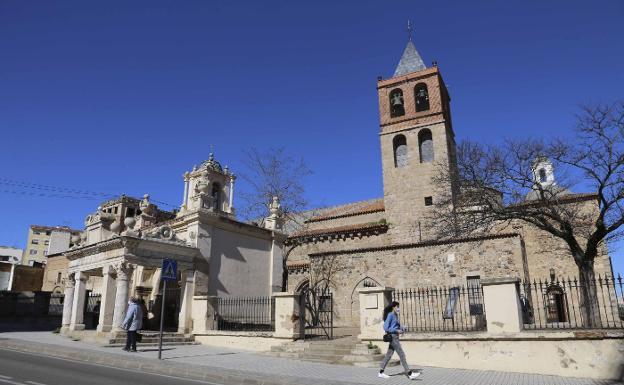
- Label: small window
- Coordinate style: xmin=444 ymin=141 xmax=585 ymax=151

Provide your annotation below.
xmin=31 ymin=239 xmax=39 ymax=245
xmin=467 ymin=276 xmax=484 ymax=315
xmin=44 ymin=240 xmax=50 ymax=246
xmin=33 ymin=231 xmax=41 ymax=235
xmin=389 ymin=88 xmax=405 ymax=118
xmin=57 ymin=272 xmax=62 ymax=284
xmin=127 ymin=207 xmax=135 ymax=217
xmin=424 ymin=196 xmax=433 ymax=206
xmin=414 ymin=83 xmax=430 ymax=112
xmin=29 ymin=249 xmax=37 ymax=255
xmin=114 ymin=206 xmax=118 ymax=214
xmin=539 ymin=169 xmax=547 ymax=183
xmin=45 ymin=231 xmax=51 ymax=236
xmin=393 ymin=135 xmax=408 ymax=168
xmin=44 ymin=250 xmax=48 ymax=256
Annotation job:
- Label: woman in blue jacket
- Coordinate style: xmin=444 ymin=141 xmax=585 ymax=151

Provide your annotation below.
xmin=378 ymin=301 xmax=420 ymax=380
xmin=122 ymin=296 xmax=143 ymax=352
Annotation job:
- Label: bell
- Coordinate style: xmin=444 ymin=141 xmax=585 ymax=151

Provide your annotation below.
xmin=391 ymin=93 xmax=404 ymax=107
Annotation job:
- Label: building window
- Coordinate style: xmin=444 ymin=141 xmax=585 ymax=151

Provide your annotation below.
xmin=393 ymin=135 xmax=408 ymax=168
xmin=57 ymin=272 xmax=62 ymax=284
xmin=33 ymin=231 xmax=40 ymax=235
xmin=466 ymin=276 xmax=484 ymax=315
xmin=539 ymin=168 xmax=547 ymax=183
xmin=45 ymin=231 xmax=51 ymax=236
xmin=545 ymin=285 xmax=568 ymax=323
xmin=29 ymin=249 xmax=37 ymax=255
xmin=389 ymin=88 xmax=405 ymax=118
xmin=44 ymin=240 xmax=50 ymax=246
xmin=414 ymin=83 xmax=430 ymax=112
xmin=418 ymin=129 xmax=434 ymax=163
xmin=127 ymin=207 xmax=135 ymax=217
xmin=424 ymin=196 xmax=433 ymax=206
xmin=44 ymin=250 xmax=48 ymax=256
xmin=212 ymin=183 xmax=221 ymax=211
xmin=31 ymin=239 xmax=39 ymax=245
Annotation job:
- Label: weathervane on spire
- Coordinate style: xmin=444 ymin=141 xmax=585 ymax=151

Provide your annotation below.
xmin=406 ymin=20 xmax=413 ymax=42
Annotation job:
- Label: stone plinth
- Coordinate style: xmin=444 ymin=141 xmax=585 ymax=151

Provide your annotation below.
xmin=481 ymin=277 xmax=523 ymax=333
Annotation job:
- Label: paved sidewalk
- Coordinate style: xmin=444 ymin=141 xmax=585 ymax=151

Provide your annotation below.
xmin=0 ymin=331 xmax=617 ymax=385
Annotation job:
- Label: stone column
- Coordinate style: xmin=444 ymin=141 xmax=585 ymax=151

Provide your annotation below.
xmin=69 ymin=271 xmax=88 ymax=331
xmin=178 ymin=270 xmax=195 ymax=333
xmin=272 ymin=292 xmax=302 ymax=340
xmin=357 ymin=286 xmax=394 ymax=340
xmin=112 ymin=262 xmax=134 ymax=331
xmin=228 ymin=176 xmax=235 ymax=213
xmin=97 ymin=265 xmax=117 ymax=333
xmin=182 ymin=172 xmax=190 ymax=210
xmin=481 ymin=277 xmax=523 ymax=334
xmin=61 ymin=273 xmax=76 ymax=332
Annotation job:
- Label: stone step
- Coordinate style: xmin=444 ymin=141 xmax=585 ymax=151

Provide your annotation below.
xmin=105 ymin=341 xmax=200 ymax=348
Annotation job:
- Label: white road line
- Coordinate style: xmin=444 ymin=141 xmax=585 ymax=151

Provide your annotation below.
xmin=0 ymin=347 xmax=224 ymax=385
xmin=26 ymin=381 xmax=47 ymax=385
xmin=0 ymin=376 xmax=11 ymax=380
xmin=0 ymin=377 xmax=26 ymax=385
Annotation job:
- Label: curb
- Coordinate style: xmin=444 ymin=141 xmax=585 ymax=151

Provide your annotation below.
xmin=0 ymin=338 xmax=363 ymax=385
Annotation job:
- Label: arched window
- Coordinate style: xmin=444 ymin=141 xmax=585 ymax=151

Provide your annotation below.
xmin=211 ymin=183 xmax=221 ymax=211
xmin=539 ymin=169 xmax=547 ymax=183
xmin=414 ymin=83 xmax=430 ymax=112
xmin=389 ymin=88 xmax=405 ymax=118
xmin=418 ymin=129 xmax=434 ymax=163
xmin=545 ymin=285 xmax=568 ymax=323
xmin=393 ymin=135 xmax=408 ymax=168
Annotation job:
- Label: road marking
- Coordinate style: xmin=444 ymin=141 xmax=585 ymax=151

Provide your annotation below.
xmin=0 ymin=377 xmax=26 ymax=385
xmin=26 ymin=381 xmax=47 ymax=385
xmin=0 ymin=347 xmax=224 ymax=385
xmin=0 ymin=376 xmax=11 ymax=380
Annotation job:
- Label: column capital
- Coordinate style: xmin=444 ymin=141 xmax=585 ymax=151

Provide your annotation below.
xmin=112 ymin=262 xmax=135 ymax=280
xmin=62 ymin=273 xmax=76 ymax=288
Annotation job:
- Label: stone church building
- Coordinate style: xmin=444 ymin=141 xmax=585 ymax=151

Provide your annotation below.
xmin=284 ymin=40 xmax=614 ymax=327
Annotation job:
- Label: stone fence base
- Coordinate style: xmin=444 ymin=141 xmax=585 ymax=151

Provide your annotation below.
xmin=193 ymin=331 xmax=289 ymax=352
xmin=364 ymin=330 xmax=624 ymax=380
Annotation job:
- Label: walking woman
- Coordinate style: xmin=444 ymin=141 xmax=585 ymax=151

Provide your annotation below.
xmin=378 ymin=301 xmax=420 ymax=380
xmin=122 ymin=296 xmax=143 ymax=352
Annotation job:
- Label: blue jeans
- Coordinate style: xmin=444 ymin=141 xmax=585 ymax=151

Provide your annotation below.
xmin=380 ymin=334 xmax=410 ymax=373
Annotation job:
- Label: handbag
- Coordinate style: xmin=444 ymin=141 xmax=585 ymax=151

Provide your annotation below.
xmin=383 ymin=333 xmax=392 ymax=342
xmin=136 ymin=333 xmax=143 ymax=343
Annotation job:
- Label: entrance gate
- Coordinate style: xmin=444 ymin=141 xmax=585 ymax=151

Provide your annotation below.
xmin=301 ymin=285 xmax=333 ymax=340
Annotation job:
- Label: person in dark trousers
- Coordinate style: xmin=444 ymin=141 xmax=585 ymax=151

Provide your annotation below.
xmin=122 ymin=296 xmax=143 ymax=352
xmin=378 ymin=301 xmax=420 ymax=380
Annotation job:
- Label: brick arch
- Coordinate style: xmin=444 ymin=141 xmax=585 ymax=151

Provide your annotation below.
xmin=349 ymin=276 xmax=383 ymax=327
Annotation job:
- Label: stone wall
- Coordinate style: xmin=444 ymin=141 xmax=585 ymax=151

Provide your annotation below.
xmin=309 ymin=234 xmax=524 ymax=327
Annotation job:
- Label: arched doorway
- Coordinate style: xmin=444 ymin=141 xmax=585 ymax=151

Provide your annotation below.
xmin=350 ymin=277 xmax=381 ymax=327
xmin=545 ymin=284 xmax=568 ymax=323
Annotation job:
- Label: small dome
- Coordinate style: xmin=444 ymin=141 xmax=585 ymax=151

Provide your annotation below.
xmin=201 ymin=153 xmax=224 ymax=174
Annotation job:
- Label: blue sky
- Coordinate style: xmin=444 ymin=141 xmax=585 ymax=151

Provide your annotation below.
xmin=1 ymin=1 xmax=623 ymax=272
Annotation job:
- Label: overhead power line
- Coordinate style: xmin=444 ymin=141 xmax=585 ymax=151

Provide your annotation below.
xmin=0 ymin=177 xmax=177 ymax=208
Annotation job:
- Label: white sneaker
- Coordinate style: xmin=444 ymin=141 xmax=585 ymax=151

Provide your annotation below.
xmin=378 ymin=372 xmax=390 ymax=379
xmin=409 ymin=371 xmax=421 ymax=380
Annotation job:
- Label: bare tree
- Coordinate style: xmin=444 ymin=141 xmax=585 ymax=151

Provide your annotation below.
xmin=238 ymin=147 xmax=313 ymax=291
xmin=429 ymin=102 xmax=624 ymax=327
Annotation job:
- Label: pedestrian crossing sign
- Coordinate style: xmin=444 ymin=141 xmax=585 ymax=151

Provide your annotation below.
xmin=161 ymin=258 xmax=177 ymax=280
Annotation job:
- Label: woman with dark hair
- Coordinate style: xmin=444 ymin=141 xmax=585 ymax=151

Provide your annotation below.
xmin=378 ymin=301 xmax=420 ymax=380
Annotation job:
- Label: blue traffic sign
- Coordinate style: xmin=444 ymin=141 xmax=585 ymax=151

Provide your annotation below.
xmin=161 ymin=258 xmax=177 ymax=280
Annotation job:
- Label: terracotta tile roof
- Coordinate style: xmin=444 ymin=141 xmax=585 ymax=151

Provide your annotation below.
xmin=306 ymin=198 xmax=384 ymax=223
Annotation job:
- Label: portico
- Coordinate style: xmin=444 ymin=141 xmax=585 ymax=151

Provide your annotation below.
xmin=60 ymin=235 xmax=200 ymax=336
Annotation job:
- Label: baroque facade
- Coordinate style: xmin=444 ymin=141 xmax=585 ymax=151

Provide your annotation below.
xmin=50 ymin=155 xmax=286 ymax=335
xmin=284 ymin=40 xmax=614 ymax=327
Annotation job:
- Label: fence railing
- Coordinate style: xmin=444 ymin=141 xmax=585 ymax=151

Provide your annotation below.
xmin=520 ymin=274 xmax=623 ymax=330
xmin=214 ymin=296 xmax=275 ymax=332
xmin=393 ymin=285 xmax=487 ymax=332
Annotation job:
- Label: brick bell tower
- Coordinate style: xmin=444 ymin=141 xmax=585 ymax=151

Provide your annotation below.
xmin=378 ymin=31 xmax=458 ymax=240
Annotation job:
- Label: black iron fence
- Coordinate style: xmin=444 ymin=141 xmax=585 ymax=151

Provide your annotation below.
xmin=520 ymin=274 xmax=623 ymax=330
xmin=393 ymin=285 xmax=487 ymax=332
xmin=214 ymin=296 xmax=275 ymax=332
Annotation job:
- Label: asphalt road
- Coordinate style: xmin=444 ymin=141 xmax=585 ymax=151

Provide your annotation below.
xmin=0 ymin=348 xmax=228 ymax=385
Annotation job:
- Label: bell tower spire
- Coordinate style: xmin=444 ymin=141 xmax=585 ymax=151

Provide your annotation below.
xmin=393 ymin=21 xmax=427 ymax=77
